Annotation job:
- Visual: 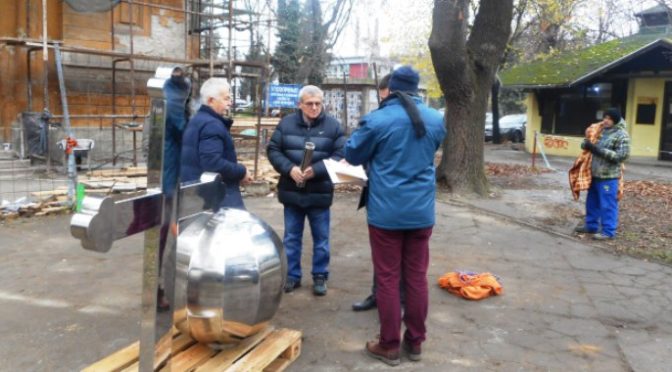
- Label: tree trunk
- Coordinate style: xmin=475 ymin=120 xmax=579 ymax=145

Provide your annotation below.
xmin=429 ymin=0 xmax=513 ymax=195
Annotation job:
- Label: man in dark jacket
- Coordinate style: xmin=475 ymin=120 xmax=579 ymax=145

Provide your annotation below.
xmin=345 ymin=66 xmax=446 ymax=366
xmin=267 ymin=85 xmax=345 ymax=296
xmin=181 ymin=78 xmax=252 ymax=209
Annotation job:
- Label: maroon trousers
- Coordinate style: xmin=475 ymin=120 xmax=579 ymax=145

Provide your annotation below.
xmin=369 ymin=225 xmax=432 ymax=351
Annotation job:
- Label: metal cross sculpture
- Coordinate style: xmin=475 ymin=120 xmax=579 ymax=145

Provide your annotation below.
xmin=70 ymin=67 xmax=224 ymax=371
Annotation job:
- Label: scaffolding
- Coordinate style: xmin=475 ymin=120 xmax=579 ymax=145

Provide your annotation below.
xmin=0 ymin=0 xmax=274 ymax=207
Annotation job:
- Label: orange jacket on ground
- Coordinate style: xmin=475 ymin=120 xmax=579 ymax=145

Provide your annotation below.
xmin=438 ymin=271 xmax=503 ymax=300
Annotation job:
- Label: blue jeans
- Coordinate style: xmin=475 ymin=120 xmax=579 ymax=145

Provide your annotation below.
xmin=585 ymin=178 xmax=619 ymax=237
xmin=283 ymin=205 xmax=330 ymax=281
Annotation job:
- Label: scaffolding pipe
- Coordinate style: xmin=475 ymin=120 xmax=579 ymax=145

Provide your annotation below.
xmin=1 ymin=37 xmax=268 ymax=69
xmin=227 ymin=0 xmax=234 ymax=82
xmin=128 ymin=0 xmax=137 ymax=125
xmin=54 ymin=44 xmax=77 ymax=206
xmin=209 ymin=1 xmax=215 ymax=76
xmin=42 ymin=0 xmax=50 ymax=171
xmin=120 ymin=0 xmax=227 ymax=18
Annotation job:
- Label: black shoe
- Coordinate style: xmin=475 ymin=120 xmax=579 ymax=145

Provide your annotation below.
xmin=284 ymin=278 xmax=301 ymax=293
xmin=313 ymin=277 xmax=327 ymax=296
xmin=352 ymin=294 xmax=377 ymax=311
xmin=574 ymin=225 xmax=597 ymax=234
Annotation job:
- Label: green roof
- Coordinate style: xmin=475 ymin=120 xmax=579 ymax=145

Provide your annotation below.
xmin=500 ymin=34 xmax=672 ymax=88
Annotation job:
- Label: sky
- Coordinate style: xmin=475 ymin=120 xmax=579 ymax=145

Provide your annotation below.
xmin=332 ymin=0 xmax=664 ymax=58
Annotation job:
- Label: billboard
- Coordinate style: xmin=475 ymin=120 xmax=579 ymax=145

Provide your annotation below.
xmin=268 ymin=84 xmax=302 ymax=108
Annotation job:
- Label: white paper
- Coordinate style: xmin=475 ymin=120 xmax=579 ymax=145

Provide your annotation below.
xmin=324 ymin=159 xmax=368 ymax=186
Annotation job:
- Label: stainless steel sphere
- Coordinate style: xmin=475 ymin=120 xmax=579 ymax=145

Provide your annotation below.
xmin=174 ymin=208 xmax=286 ymax=344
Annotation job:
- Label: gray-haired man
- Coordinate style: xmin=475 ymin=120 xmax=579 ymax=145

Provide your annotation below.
xmin=267 ymin=85 xmax=345 ymax=296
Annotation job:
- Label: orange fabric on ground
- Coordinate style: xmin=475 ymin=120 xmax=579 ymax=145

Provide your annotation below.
xmin=437 ymin=271 xmax=503 ymax=300
xmin=568 ymin=122 xmax=624 ymax=201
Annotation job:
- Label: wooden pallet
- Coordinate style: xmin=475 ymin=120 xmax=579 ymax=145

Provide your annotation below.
xmin=84 ymin=327 xmax=302 ymax=372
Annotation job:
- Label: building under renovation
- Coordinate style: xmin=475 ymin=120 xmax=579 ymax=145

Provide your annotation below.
xmin=0 ymin=0 xmax=267 ymax=172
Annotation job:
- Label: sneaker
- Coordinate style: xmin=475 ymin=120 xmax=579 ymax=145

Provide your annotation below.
xmin=593 ymin=233 xmax=614 ymax=241
xmin=365 ymin=341 xmax=400 ymax=366
xmin=284 ymin=278 xmax=301 ymax=293
xmin=313 ymin=277 xmax=327 ymax=296
xmin=402 ymin=340 xmax=422 ymax=362
xmin=574 ymin=226 xmax=597 ymax=234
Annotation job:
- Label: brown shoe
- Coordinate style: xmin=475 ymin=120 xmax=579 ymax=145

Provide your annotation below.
xmin=365 ymin=341 xmax=400 ymax=366
xmin=402 ymin=340 xmax=422 ymax=361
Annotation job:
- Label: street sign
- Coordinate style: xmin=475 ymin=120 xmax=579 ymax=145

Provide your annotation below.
xmin=268 ymin=84 xmax=301 ymax=108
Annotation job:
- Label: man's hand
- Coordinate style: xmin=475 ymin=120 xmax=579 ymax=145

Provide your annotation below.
xmin=581 ymin=139 xmax=602 ymax=155
xmin=290 ymin=166 xmax=304 ymax=184
xmin=302 ymin=166 xmax=315 ymax=181
xmin=241 ymin=169 xmax=254 ymax=186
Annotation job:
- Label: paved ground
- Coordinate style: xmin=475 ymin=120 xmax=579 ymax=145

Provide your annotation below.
xmin=1 ymin=190 xmax=671 ymax=371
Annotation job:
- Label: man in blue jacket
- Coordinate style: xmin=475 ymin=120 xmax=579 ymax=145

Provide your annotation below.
xmin=267 ymin=85 xmax=345 ymax=296
xmin=181 ymin=78 xmax=252 ymax=209
xmin=345 ymin=66 xmax=446 ymax=366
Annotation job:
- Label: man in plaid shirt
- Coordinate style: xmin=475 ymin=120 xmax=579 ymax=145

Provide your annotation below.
xmin=575 ymin=108 xmax=630 ymax=240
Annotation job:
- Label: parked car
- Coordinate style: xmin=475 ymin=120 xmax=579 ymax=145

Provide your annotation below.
xmin=484 ymin=113 xmax=526 ymax=143
xmin=234 ymin=99 xmax=253 ymax=112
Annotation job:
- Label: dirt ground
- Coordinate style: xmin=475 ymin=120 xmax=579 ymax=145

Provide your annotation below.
xmin=482 ymin=144 xmax=672 ymax=265
xmin=1 ymin=143 xmax=671 ymax=371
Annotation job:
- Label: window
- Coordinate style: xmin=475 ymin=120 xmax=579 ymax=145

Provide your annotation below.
xmin=539 ymin=81 xmax=627 ymax=136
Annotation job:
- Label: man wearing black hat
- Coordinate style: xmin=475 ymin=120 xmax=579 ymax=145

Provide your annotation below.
xmin=576 ymin=107 xmax=630 ymax=240
xmin=345 ymin=65 xmax=446 ymax=366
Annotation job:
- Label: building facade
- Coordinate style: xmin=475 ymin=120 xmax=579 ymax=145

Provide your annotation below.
xmin=501 ymin=5 xmax=672 ymax=161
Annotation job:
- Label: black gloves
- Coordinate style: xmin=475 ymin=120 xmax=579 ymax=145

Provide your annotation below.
xmin=581 ymin=139 xmax=602 ymax=155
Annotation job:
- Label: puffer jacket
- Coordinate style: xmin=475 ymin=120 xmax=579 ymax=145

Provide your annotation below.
xmin=591 ymin=119 xmax=630 ymax=179
xmin=180 ymin=105 xmax=247 ymax=209
xmin=267 ymin=110 xmax=345 ymax=209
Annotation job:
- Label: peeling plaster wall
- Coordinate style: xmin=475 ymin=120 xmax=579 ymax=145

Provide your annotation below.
xmin=114 ymin=14 xmax=186 ymax=59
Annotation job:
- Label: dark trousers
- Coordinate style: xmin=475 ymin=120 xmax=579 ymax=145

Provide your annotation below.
xmin=369 ymin=225 xmax=432 ymax=350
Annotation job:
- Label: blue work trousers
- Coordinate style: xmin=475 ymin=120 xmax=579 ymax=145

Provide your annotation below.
xmin=585 ymin=178 xmax=619 ymax=237
xmin=283 ymin=205 xmax=331 ymax=281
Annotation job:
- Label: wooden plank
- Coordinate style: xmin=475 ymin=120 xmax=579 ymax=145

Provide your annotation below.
xmin=161 ymin=343 xmax=216 ymax=372
xmin=120 ymin=332 xmax=196 ymax=372
xmin=82 ymin=341 xmax=139 ymax=372
xmin=195 ymin=326 xmax=275 ymax=372
xmin=225 ymin=329 xmax=302 ymax=372
xmin=34 ymin=206 xmax=70 ymax=216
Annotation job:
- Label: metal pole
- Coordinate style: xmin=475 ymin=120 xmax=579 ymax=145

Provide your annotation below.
xmin=342 ymin=72 xmax=348 ymax=134
xmin=254 ymin=74 xmax=262 ymax=180
xmin=209 ymin=1 xmax=215 ymax=76
xmin=265 ymin=19 xmax=271 ymax=117
xmin=227 ymin=0 xmax=234 ymax=81
xmin=54 ymin=44 xmax=76 ymax=206
xmin=129 ymin=0 xmax=137 ymax=131
xmin=373 ymin=62 xmax=380 ymax=104
xmin=42 ymin=0 xmax=50 ymax=171
xmin=532 ymin=131 xmax=537 ymax=169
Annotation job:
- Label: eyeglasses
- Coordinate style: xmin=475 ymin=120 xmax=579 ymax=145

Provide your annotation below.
xmin=301 ymin=101 xmax=322 ymax=107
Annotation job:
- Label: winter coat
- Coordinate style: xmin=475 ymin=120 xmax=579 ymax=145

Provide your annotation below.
xmin=591 ymin=119 xmax=630 ymax=179
xmin=180 ymin=105 xmax=247 ymax=209
xmin=267 ymin=111 xmax=345 ymax=209
xmin=344 ymin=96 xmax=446 ymax=229
xmin=161 ymin=77 xmax=191 ymax=197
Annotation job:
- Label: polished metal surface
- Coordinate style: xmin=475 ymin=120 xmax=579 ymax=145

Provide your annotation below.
xmin=174 ymin=208 xmax=286 ymax=344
